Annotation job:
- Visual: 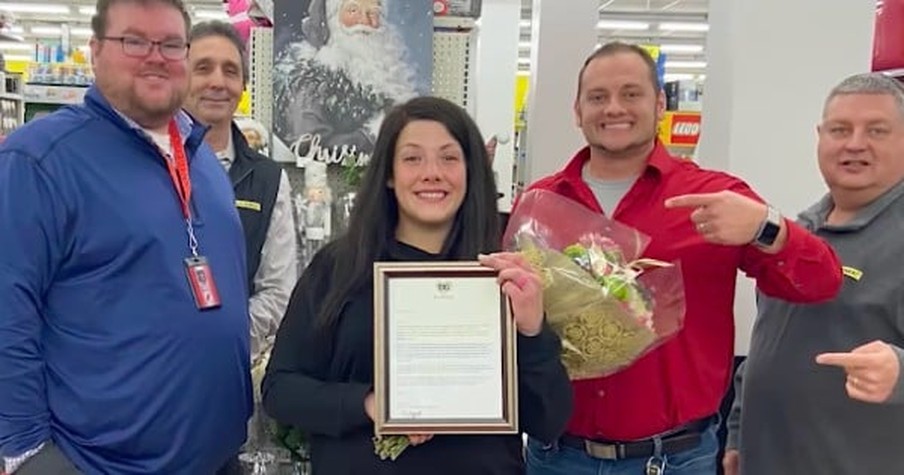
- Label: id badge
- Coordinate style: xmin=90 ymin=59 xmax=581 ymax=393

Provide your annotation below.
xmin=184 ymin=256 xmax=221 ymax=310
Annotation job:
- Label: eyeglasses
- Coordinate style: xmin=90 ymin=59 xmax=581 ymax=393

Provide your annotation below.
xmin=100 ymin=36 xmax=189 ymax=61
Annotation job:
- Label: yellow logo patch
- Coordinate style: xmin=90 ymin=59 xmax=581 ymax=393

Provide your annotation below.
xmin=842 ymin=266 xmax=863 ymax=281
xmin=236 ymin=200 xmax=262 ymax=212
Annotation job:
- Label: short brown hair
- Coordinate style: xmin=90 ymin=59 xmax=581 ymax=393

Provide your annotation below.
xmin=91 ymin=0 xmax=192 ymax=38
xmin=576 ymin=41 xmax=661 ymax=99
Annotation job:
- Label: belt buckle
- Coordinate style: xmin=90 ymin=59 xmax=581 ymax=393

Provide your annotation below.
xmin=583 ymin=440 xmax=621 ymax=460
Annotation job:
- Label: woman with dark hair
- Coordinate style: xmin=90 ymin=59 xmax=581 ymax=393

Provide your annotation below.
xmin=262 ymin=96 xmax=572 ymax=474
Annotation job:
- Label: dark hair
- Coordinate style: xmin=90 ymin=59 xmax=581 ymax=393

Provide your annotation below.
xmin=189 ymin=21 xmax=250 ymax=86
xmin=91 ymin=0 xmax=192 ymax=38
xmin=317 ymin=96 xmax=500 ymax=330
xmin=577 ymin=41 xmax=661 ymax=98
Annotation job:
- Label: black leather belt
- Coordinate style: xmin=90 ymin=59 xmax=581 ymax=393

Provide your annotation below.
xmin=559 ymin=416 xmax=714 ymax=461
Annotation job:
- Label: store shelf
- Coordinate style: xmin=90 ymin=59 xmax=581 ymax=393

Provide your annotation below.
xmin=249 ymin=27 xmax=273 ymax=133
xmin=23 ymin=84 xmax=88 ymax=105
xmin=0 ymin=72 xmax=25 ymax=133
xmin=878 ymin=68 xmax=904 ymax=78
xmin=0 ymin=30 xmax=24 ymax=42
xmin=433 ymin=16 xmax=477 ymax=30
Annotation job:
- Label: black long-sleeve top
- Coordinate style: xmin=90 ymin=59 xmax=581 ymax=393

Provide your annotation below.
xmin=261 ymin=239 xmax=573 ymax=474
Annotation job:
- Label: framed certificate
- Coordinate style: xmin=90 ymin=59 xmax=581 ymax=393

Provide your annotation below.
xmin=373 ymin=261 xmax=518 ymax=435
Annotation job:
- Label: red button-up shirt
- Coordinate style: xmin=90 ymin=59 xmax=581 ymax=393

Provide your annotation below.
xmin=524 ymin=143 xmax=842 ymax=440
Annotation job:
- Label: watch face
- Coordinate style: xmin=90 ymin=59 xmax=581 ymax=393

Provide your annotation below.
xmin=757 ymin=221 xmax=781 ymax=246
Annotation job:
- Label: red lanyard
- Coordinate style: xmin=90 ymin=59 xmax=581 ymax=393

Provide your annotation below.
xmin=164 ymin=119 xmax=192 ymax=220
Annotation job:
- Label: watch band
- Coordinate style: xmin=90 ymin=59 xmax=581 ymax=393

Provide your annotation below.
xmin=753 ymin=204 xmax=782 ymax=248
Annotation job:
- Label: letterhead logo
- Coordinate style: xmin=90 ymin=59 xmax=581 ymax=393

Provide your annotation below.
xmin=435 ymin=280 xmax=453 ymax=299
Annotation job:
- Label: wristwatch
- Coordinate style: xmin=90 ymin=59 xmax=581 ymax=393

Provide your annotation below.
xmin=753 ymin=204 xmax=782 ymax=248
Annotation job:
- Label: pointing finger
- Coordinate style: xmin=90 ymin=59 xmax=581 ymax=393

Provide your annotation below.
xmin=816 ymin=352 xmax=874 ymax=369
xmin=664 ymin=193 xmax=723 ymax=209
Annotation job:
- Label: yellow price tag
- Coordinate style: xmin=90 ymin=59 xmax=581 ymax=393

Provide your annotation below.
xmin=842 ymin=266 xmax=863 ymax=281
xmin=237 ymin=90 xmax=251 ymax=116
xmin=639 ymin=44 xmax=661 ymax=61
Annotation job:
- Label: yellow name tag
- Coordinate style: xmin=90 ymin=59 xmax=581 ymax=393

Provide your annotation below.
xmin=842 ymin=266 xmax=863 ymax=281
xmin=236 ymin=200 xmax=261 ymax=212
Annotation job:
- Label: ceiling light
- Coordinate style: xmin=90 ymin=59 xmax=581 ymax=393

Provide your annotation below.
xmin=195 ymin=10 xmax=228 ymax=20
xmin=518 ymin=41 xmax=530 ymax=49
xmin=659 ymin=22 xmax=709 ymax=32
xmin=79 ymin=6 xmax=96 ymax=15
xmin=518 ymin=58 xmax=530 ymax=65
xmin=27 ymin=26 xmax=92 ymax=37
xmin=597 ymin=20 xmax=650 ymax=30
xmin=519 ymin=20 xmax=530 ymax=28
xmin=4 ymin=26 xmax=24 ymax=34
xmin=0 ymin=41 xmax=33 ymax=51
xmin=664 ymin=73 xmax=695 ymax=82
xmin=659 ymin=44 xmax=704 ymax=54
xmin=0 ymin=3 xmax=70 ymax=14
xmin=31 ymin=26 xmax=62 ymax=36
xmin=665 ymin=61 xmax=707 ymax=69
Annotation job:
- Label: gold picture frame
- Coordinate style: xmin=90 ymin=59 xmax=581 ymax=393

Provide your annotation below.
xmin=373 ymin=261 xmax=518 ymax=435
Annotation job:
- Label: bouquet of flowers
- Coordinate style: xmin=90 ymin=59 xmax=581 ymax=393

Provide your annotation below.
xmin=504 ymin=189 xmax=686 ymax=379
xmin=372 ymin=435 xmax=409 ymax=461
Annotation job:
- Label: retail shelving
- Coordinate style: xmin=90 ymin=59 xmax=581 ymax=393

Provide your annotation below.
xmin=0 ymin=72 xmax=24 ymax=134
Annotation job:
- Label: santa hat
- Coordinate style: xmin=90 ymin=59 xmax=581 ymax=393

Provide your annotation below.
xmin=301 ymin=0 xmax=335 ymax=49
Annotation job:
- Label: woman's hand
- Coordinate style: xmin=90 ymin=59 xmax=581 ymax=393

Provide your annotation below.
xmin=366 ymin=393 xmax=433 ymax=446
xmin=364 ymin=392 xmax=376 ymax=421
xmin=478 ymin=252 xmax=544 ymax=336
xmin=406 ymin=434 xmax=433 ymax=445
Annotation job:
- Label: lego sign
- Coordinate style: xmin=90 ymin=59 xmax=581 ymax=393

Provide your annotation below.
xmin=659 ymin=111 xmax=701 ymax=147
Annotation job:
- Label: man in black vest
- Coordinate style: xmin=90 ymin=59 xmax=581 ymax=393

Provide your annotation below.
xmin=184 ymin=21 xmax=298 ymax=364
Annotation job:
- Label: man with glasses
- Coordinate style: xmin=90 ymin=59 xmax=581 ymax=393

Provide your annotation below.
xmin=0 ymin=1 xmax=252 ymax=474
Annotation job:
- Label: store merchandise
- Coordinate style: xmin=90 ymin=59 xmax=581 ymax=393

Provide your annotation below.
xmin=0 ymin=98 xmax=20 ymax=134
xmin=27 ymin=62 xmax=93 ymax=86
xmin=0 ymin=72 xmax=23 ymax=133
xmin=873 ymin=0 xmax=904 ymax=71
xmin=664 ymin=79 xmax=703 ymax=111
xmin=296 ymin=161 xmax=332 ymax=269
xmin=433 ymin=0 xmax=482 ymax=17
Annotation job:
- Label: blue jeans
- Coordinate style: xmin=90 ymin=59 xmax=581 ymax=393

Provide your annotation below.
xmin=526 ymin=420 xmax=719 ymax=475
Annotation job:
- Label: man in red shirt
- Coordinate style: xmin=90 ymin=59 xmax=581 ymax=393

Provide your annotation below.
xmin=522 ymin=42 xmax=842 ymax=475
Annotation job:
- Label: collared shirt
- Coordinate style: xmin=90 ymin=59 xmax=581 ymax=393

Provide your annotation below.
xmin=732 ymin=178 xmax=904 ymax=474
xmin=0 ymin=89 xmax=251 ymax=473
xmin=117 ymin=108 xmax=194 ymax=151
xmin=3 ymin=108 xmax=198 ymax=474
xmin=524 ymin=141 xmax=842 ymax=440
xmin=216 ymin=133 xmax=298 ymax=361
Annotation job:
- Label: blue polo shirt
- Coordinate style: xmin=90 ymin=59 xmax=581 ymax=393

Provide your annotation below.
xmin=0 ymin=86 xmax=253 ymax=474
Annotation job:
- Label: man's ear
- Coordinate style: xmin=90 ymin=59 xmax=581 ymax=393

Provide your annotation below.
xmin=89 ymin=36 xmax=101 ymax=59
xmin=655 ymin=89 xmax=666 ymax=123
xmin=573 ymin=97 xmax=582 ymax=128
